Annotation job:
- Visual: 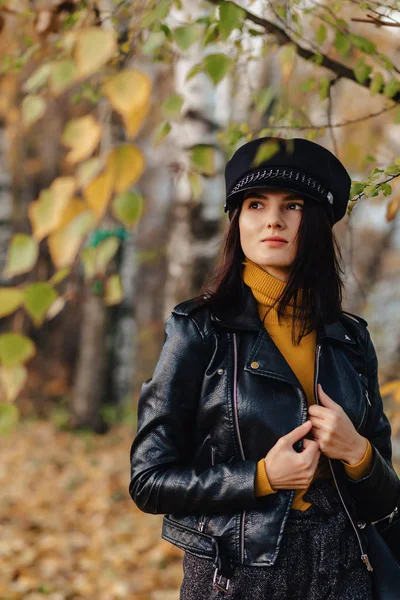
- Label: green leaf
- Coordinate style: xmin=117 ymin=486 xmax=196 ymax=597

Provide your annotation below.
xmin=112 ymin=191 xmax=144 ymax=227
xmin=254 ymin=86 xmax=275 ymax=113
xmin=203 ymin=53 xmax=233 ymax=86
xmin=4 ymin=234 xmax=39 ymax=278
xmin=334 ymin=31 xmax=351 ymax=57
xmin=174 ymin=24 xmax=202 ymax=50
xmin=0 ymin=403 xmax=19 ymax=435
xmin=364 ymin=184 xmax=378 ymax=197
xmin=383 ymin=78 xmax=400 ymax=100
xmin=190 ymin=145 xmax=215 ymax=176
xmin=22 ymin=95 xmax=46 ymax=128
xmin=369 ymin=72 xmax=384 ymax=95
xmin=349 ymin=34 xmax=376 ymax=55
xmin=384 ymin=165 xmax=400 ymax=176
xmin=301 ymin=77 xmax=317 ymax=92
xmin=0 ymin=333 xmax=36 ymax=367
xmin=315 ymin=24 xmax=326 ymax=45
xmin=0 ymin=365 xmax=27 ymax=403
xmin=49 ymin=268 xmax=71 ymax=286
xmin=95 ymin=237 xmax=120 ymax=275
xmin=252 ymin=140 xmax=280 ymax=167
xmin=319 ymin=76 xmax=330 ymax=100
xmin=23 ymin=282 xmax=58 ymax=326
xmin=161 ymin=93 xmax=184 ymax=119
xmin=0 ymin=288 xmax=24 ymax=318
xmin=141 ymin=0 xmax=172 ymax=28
xmin=49 ymin=60 xmax=77 ymax=95
xmin=188 ymin=172 xmax=203 ymax=201
xmin=153 ymin=121 xmax=171 ymax=145
xmin=186 ymin=62 xmax=203 ymax=82
xmin=23 ymin=63 xmax=52 ymax=92
xmin=381 ymin=183 xmax=392 ymax=197
xmin=141 ymin=31 xmax=166 ymax=56
xmin=203 ymin=22 xmax=219 ymax=47
xmin=353 ymin=58 xmax=372 ymax=85
xmin=350 ymin=182 xmax=365 ymax=198
xmin=218 ymin=1 xmax=245 ymax=40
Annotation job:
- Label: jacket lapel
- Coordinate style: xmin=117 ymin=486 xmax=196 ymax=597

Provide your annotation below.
xmin=210 ymin=283 xmax=357 ymax=389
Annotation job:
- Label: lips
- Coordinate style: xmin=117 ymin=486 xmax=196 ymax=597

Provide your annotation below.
xmin=261 ymin=237 xmax=287 ymax=242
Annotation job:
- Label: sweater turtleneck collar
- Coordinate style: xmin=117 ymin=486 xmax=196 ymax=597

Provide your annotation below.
xmin=242 ymin=258 xmax=303 ymax=325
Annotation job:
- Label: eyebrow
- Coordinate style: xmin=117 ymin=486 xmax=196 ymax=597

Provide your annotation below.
xmin=244 ymin=191 xmax=304 ymax=201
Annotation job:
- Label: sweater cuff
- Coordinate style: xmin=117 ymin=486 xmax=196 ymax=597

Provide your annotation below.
xmin=254 ymin=458 xmax=277 ymax=497
xmin=341 ymin=438 xmax=374 ymax=480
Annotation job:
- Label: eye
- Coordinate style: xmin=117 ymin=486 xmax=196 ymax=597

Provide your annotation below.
xmin=248 ymin=200 xmax=263 ymax=209
xmin=287 ymin=202 xmax=303 ymax=210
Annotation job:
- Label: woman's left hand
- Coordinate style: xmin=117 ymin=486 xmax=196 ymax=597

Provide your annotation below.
xmin=308 ymin=383 xmax=367 ymax=465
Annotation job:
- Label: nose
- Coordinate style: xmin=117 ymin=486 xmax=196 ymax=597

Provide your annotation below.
xmin=265 ymin=206 xmax=283 ymax=229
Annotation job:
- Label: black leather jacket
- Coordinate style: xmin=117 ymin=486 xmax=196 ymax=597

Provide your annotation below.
xmin=129 ymin=284 xmax=400 ymax=575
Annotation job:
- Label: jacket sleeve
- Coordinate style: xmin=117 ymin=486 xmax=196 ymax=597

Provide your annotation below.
xmin=343 ymin=328 xmax=400 ymax=522
xmin=129 ymin=313 xmax=258 ymax=516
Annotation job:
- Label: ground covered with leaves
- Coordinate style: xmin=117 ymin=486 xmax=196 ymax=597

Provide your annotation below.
xmin=0 ymin=421 xmax=184 ymax=600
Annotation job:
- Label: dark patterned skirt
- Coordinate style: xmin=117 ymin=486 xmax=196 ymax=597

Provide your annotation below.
xmin=180 ymin=479 xmax=373 ymax=599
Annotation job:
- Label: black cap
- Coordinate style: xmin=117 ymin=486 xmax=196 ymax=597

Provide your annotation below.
xmin=224 ymin=137 xmax=352 ymax=225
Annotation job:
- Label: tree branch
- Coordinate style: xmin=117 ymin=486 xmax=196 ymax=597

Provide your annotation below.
xmin=207 ymin=0 xmax=400 ymax=104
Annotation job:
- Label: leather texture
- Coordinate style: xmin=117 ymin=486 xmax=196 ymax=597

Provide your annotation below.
xmin=129 ymin=283 xmax=400 ymax=567
xmin=364 ymin=522 xmax=400 ymax=599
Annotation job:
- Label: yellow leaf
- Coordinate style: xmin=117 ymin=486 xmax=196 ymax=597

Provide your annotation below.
xmin=0 ymin=366 xmax=27 ymax=403
xmin=0 ymin=288 xmax=24 ymax=317
xmin=386 ymin=196 xmax=400 ymax=222
xmin=81 ymin=247 xmax=96 ymax=280
xmin=22 ymin=95 xmax=46 ymax=128
xmin=75 ymin=27 xmax=117 ymax=78
xmin=28 ymin=177 xmax=76 ymax=241
xmin=4 ymin=234 xmax=39 ymax=279
xmin=62 ymin=115 xmax=102 ymax=164
xmin=104 ymin=274 xmax=123 ymax=306
xmin=77 ymin=157 xmax=104 ymax=188
xmin=58 ymin=197 xmax=87 ymax=228
xmin=84 ymin=167 xmax=114 ymax=219
xmin=48 ymin=210 xmax=95 ymax=269
xmin=107 ymin=145 xmax=145 ymax=193
xmin=104 ymin=69 xmax=151 ymax=138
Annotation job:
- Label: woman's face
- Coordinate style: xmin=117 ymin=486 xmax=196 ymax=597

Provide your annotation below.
xmin=238 ymin=187 xmax=305 ymax=282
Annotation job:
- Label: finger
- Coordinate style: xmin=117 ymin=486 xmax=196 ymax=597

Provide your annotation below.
xmin=308 ymin=405 xmax=327 ymax=417
xmin=302 ymin=438 xmax=320 ymax=457
xmin=282 ymin=420 xmax=312 ymax=445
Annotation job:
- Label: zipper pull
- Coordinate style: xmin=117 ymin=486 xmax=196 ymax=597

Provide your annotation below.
xmin=198 ymin=516 xmax=205 ymax=532
xmin=364 ymin=389 xmax=372 ymax=407
xmin=361 ymin=553 xmax=373 ymax=572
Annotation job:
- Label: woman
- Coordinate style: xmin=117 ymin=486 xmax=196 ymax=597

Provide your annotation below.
xmin=129 ymin=137 xmax=400 ymax=599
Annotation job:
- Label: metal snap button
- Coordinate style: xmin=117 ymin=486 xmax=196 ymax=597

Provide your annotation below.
xmin=250 ymin=361 xmax=259 ymax=369
xmin=217 ymin=368 xmax=224 ymax=375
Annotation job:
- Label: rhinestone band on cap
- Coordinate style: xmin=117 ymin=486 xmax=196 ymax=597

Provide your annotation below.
xmin=225 ymin=167 xmax=334 ymax=212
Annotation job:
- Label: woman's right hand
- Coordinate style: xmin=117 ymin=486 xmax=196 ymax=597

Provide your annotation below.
xmin=264 ymin=420 xmax=320 ymax=490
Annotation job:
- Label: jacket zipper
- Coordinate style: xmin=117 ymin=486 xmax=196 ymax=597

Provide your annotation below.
xmin=198 ymin=445 xmax=216 ymax=532
xmin=233 ymin=333 xmax=246 ymax=563
xmin=314 ymin=343 xmax=373 ymax=572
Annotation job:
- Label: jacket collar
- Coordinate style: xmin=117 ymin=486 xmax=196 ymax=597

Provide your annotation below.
xmin=210 ymin=283 xmax=356 ymax=345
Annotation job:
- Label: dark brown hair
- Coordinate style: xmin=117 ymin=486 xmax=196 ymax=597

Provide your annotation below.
xmin=196 ymin=192 xmax=345 ymax=345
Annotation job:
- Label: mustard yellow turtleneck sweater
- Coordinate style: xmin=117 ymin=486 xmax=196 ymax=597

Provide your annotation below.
xmin=242 ymin=258 xmax=373 ymax=511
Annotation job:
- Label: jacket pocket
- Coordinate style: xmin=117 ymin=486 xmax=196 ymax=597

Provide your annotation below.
xmin=198 ymin=444 xmax=216 ymax=533
xmin=162 ymin=515 xmax=216 ymax=559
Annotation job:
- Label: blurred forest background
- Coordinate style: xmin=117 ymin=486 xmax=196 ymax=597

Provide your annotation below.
xmin=2 ymin=0 xmax=400 ymax=598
